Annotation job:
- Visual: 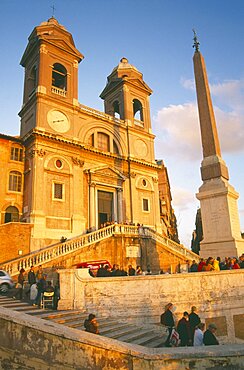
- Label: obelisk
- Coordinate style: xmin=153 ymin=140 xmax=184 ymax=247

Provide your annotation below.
xmin=193 ymin=31 xmax=244 ymax=258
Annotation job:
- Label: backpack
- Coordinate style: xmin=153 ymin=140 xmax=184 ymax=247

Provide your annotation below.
xmin=160 ymin=312 xmax=167 ymax=325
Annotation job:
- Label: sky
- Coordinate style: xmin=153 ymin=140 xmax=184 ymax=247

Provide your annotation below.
xmin=0 ymin=0 xmax=244 ymax=247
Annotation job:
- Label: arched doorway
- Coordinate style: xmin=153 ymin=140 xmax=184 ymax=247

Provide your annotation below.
xmin=4 ymin=206 xmax=19 ymax=223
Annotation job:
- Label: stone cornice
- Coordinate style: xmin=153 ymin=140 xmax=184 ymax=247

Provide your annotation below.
xmin=23 ymin=129 xmax=161 ymax=170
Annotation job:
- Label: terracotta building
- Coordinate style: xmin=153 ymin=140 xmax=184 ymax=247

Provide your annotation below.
xmin=0 ymin=17 xmax=178 ymax=256
xmin=0 ymin=134 xmax=24 ymax=224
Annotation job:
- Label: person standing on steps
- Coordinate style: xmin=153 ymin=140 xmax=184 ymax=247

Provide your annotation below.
xmin=28 ymin=266 xmax=36 ymax=286
xmin=189 ymin=306 xmax=201 ymax=343
xmin=160 ymin=302 xmax=176 ymax=347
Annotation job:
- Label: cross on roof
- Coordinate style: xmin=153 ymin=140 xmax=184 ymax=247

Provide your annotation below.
xmin=51 ymin=4 xmax=56 ymax=17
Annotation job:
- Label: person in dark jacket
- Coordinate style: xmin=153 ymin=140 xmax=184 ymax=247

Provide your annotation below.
xmin=189 ymin=306 xmax=201 ymax=342
xmin=28 ymin=266 xmax=36 ymax=286
xmin=97 ymin=264 xmax=111 ymax=277
xmin=128 ymin=265 xmax=136 ymax=276
xmin=33 ymin=274 xmax=47 ymax=307
xmin=177 ymin=312 xmax=191 ymax=346
xmin=84 ymin=314 xmax=99 ymax=334
xmin=203 ymin=323 xmax=219 ymax=345
xmin=161 ymin=303 xmax=176 ymax=347
xmin=13 ymin=268 xmax=25 ymax=300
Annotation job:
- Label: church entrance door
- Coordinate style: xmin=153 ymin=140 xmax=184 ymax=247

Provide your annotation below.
xmin=98 ymin=190 xmax=113 ymax=227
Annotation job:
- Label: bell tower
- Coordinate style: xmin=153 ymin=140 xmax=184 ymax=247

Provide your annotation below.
xmin=19 ymin=17 xmax=83 ymax=138
xmin=100 ymin=57 xmax=153 ymax=133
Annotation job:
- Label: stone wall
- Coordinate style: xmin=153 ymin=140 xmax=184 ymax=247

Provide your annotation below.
xmin=0 ymin=223 xmax=32 ymax=263
xmin=0 ymin=307 xmax=244 ymax=370
xmin=59 ymin=269 xmax=244 ymax=344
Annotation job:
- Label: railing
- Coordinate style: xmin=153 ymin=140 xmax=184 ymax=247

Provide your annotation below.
xmin=1 ymin=225 xmax=115 ymax=277
xmin=144 ymin=228 xmax=200 ymax=262
xmin=51 ymin=86 xmax=67 ymax=97
xmin=0 ymin=224 xmax=199 ymax=276
xmin=79 ymin=103 xmax=124 ymax=125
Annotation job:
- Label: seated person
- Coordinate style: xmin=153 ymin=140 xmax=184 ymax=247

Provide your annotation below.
xmin=84 ymin=314 xmax=99 ymax=334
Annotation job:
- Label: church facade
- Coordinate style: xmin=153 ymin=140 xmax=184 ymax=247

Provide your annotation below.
xmin=0 ymin=17 xmax=178 ymax=253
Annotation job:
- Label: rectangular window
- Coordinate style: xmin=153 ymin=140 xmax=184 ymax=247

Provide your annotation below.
xmin=97 ymin=133 xmax=109 ymax=152
xmin=9 ymin=171 xmax=22 ymax=192
xmin=11 ymin=147 xmax=23 ymax=162
xmin=53 ymin=183 xmax=63 ymax=200
xmin=143 ymin=198 xmax=149 ymax=212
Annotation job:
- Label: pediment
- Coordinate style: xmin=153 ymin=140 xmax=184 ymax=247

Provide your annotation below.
xmin=127 ymin=78 xmax=152 ymax=94
xmin=44 ymin=37 xmax=83 ymax=59
xmin=90 ymin=166 xmax=126 ymax=180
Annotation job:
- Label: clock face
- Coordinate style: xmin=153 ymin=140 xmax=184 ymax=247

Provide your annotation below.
xmin=47 ymin=110 xmax=70 ymax=133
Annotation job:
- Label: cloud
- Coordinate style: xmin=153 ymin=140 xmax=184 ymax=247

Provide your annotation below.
xmin=154 ymin=79 xmax=244 ymax=160
xmin=210 ymin=79 xmax=244 ymax=113
xmin=154 ymin=102 xmax=202 ymax=161
xmin=171 ymin=186 xmax=196 ymax=211
xmin=180 ymin=77 xmax=195 ymax=91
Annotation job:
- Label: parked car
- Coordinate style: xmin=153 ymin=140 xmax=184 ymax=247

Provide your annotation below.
xmin=75 ymin=260 xmax=112 ymax=276
xmin=0 ymin=270 xmax=14 ymax=293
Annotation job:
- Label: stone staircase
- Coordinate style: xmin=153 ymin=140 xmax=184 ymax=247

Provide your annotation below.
xmin=0 ymin=224 xmax=200 ymax=277
xmin=0 ymin=295 xmax=166 ymax=348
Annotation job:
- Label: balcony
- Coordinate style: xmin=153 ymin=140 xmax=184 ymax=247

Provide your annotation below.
xmin=51 ymin=86 xmax=67 ymax=97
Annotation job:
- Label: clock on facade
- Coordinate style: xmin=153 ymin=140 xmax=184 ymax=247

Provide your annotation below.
xmin=47 ymin=110 xmax=70 ymax=133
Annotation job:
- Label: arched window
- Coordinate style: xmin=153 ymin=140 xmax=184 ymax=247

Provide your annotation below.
xmin=133 ymin=99 xmax=144 ymax=124
xmin=52 ymin=63 xmax=67 ymax=90
xmin=9 ymin=171 xmax=22 ymax=192
xmin=113 ymin=100 xmax=120 ymax=119
xmin=4 ymin=206 xmax=19 ymax=223
xmin=97 ymin=133 xmax=109 ymax=152
xmin=29 ymin=66 xmax=37 ymax=94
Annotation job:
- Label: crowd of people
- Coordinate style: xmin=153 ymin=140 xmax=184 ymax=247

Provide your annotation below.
xmin=12 ymin=265 xmax=60 ymax=309
xmin=91 ymin=263 xmax=151 ymax=277
xmin=84 ymin=303 xmax=220 ymax=348
xmin=188 ymin=255 xmax=244 ymax=272
xmin=161 ymin=303 xmax=219 ymax=347
xmin=89 ymin=254 xmax=244 ymax=278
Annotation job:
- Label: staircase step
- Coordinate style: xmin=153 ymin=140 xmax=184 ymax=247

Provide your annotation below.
xmin=131 ymin=332 xmax=163 ymax=346
xmin=104 ymin=326 xmax=139 ymax=339
xmin=99 ymin=323 xmax=130 ymax=335
xmin=146 ymin=337 xmax=166 ymax=348
xmin=43 ymin=310 xmax=83 ymax=320
xmin=119 ymin=329 xmax=155 ymax=343
xmin=2 ymin=302 xmax=30 ymax=308
xmin=0 ymin=296 xmax=165 ymax=348
xmin=69 ymin=319 xmax=120 ymax=331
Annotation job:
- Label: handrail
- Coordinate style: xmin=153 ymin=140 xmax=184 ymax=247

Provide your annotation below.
xmin=144 ymin=227 xmax=200 ymax=261
xmin=1 ymin=225 xmax=115 ymax=276
xmin=0 ymin=224 xmax=198 ymax=276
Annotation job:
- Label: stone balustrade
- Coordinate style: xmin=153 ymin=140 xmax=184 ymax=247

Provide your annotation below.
xmin=51 ymin=86 xmax=67 ymax=97
xmin=0 ymin=224 xmax=198 ymax=276
xmin=144 ymin=227 xmax=200 ymax=261
xmin=79 ymin=103 xmax=124 ymax=125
